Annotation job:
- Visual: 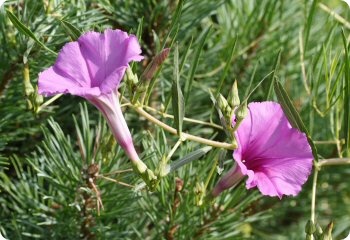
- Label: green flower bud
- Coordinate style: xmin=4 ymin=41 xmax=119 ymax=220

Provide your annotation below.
xmin=126 ymin=66 xmax=139 ymax=85
xmin=315 ymin=223 xmax=323 ymax=237
xmin=305 ymin=220 xmax=316 ymax=235
xmin=33 ymin=87 xmax=44 ymax=113
xmin=235 ymin=102 xmax=248 ymax=122
xmin=227 ymin=80 xmax=240 ymax=109
xmin=23 ymin=63 xmax=34 ymax=97
xmin=320 ymin=221 xmax=333 ymax=240
xmin=35 ymin=89 xmax=44 ymax=105
xmin=217 ymin=94 xmax=232 ymax=117
xmin=305 ymin=235 xmax=312 ymax=240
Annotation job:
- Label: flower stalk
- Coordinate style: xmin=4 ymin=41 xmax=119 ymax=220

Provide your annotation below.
xmin=131 ymin=104 xmax=237 ymax=150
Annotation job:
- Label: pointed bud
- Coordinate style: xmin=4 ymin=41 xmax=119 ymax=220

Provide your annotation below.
xmin=35 ymin=87 xmax=43 ymax=105
xmin=227 ymin=80 xmax=240 ymax=109
xmin=23 ymin=63 xmax=34 ymax=97
xmin=315 ymin=223 xmax=323 ymax=237
xmin=232 ymin=102 xmax=248 ymax=132
xmin=235 ymin=102 xmax=248 ymax=122
xmin=26 ymin=99 xmax=33 ymax=110
xmin=141 ymin=48 xmax=170 ymax=80
xmin=320 ymin=221 xmax=333 ymax=240
xmin=33 ymin=86 xmax=44 ymax=113
xmin=217 ymin=94 xmax=232 ymax=116
xmin=126 ymin=66 xmax=139 ymax=85
xmin=305 ymin=220 xmax=316 ymax=235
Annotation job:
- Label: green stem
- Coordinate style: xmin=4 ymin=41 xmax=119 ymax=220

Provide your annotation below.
xmin=310 ymin=166 xmax=319 ymax=224
xmin=314 ymin=140 xmax=342 ymax=145
xmin=318 ymin=3 xmax=350 ymax=29
xmin=166 ymin=139 xmax=183 ymax=161
xmin=38 ymin=93 xmax=63 ymax=111
xmin=318 ymin=158 xmax=350 ymax=167
xmin=204 ymin=159 xmax=218 ymax=190
xmin=143 ymin=105 xmax=223 ymax=130
xmin=132 ymin=105 xmax=236 ymax=150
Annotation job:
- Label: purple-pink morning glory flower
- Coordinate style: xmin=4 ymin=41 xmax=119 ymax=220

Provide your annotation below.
xmin=38 ymin=29 xmax=147 ymax=172
xmin=212 ymin=102 xmax=313 ymax=199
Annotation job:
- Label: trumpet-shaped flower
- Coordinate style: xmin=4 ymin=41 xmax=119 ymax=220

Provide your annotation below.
xmin=38 ymin=29 xmax=152 ymax=179
xmin=212 ymin=102 xmax=313 ymax=199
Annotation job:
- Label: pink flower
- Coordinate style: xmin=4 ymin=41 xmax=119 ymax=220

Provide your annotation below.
xmin=38 ymin=29 xmax=146 ymax=171
xmin=212 ymin=102 xmax=313 ymax=199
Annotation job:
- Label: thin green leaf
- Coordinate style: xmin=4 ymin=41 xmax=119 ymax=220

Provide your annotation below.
xmin=169 ymin=146 xmax=212 ymax=172
xmin=60 ymin=19 xmax=82 ymax=41
xmin=161 ymin=0 xmax=183 ymax=50
xmin=6 ymin=10 xmax=57 ymax=56
xmin=145 ymin=0 xmax=182 ymax=105
xmin=184 ymin=26 xmax=211 ymax=103
xmin=304 ymin=0 xmax=319 ymax=50
xmin=163 ymin=38 xmax=194 ymax=113
xmin=243 ymin=71 xmax=274 ymax=103
xmin=216 ymin=37 xmax=237 ymax=97
xmin=274 ymin=81 xmax=307 ymax=131
xmin=341 ymin=29 xmax=350 ymax=156
xmin=274 ymin=81 xmax=318 ymax=160
xmin=265 ymin=49 xmax=281 ymax=100
xmin=0 ymin=156 xmax=9 ymax=170
xmin=179 ymin=36 xmax=193 ymax=74
xmin=172 ymin=43 xmax=185 ymax=135
xmin=135 ymin=17 xmax=144 ymax=41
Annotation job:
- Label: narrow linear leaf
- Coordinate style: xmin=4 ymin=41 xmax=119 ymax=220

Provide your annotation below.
xmin=265 ymin=49 xmax=282 ymax=100
xmin=304 ymin=0 xmax=319 ymax=50
xmin=6 ymin=10 xmax=57 ymax=56
xmin=341 ymin=29 xmax=350 ymax=156
xmin=184 ymin=26 xmax=211 ymax=103
xmin=145 ymin=0 xmax=183 ymax=104
xmin=274 ymin=81 xmax=318 ymax=160
xmin=169 ymin=146 xmax=212 ymax=172
xmin=179 ymin=36 xmax=193 ymax=73
xmin=172 ymin=43 xmax=185 ymax=135
xmin=135 ymin=17 xmax=144 ymax=41
xmin=161 ymin=0 xmax=183 ymax=50
xmin=0 ymin=157 xmax=9 ymax=170
xmin=243 ymin=70 xmax=274 ymax=102
xmin=60 ymin=19 xmax=82 ymax=41
xmin=216 ymin=37 xmax=237 ymax=97
xmin=274 ymin=81 xmax=307 ymax=131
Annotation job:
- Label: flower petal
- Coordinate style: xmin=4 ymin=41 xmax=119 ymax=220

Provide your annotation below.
xmin=78 ymin=29 xmax=144 ymax=93
xmin=38 ymin=66 xmax=100 ymax=96
xmin=38 ymin=29 xmax=144 ymax=97
xmin=38 ymin=41 xmax=95 ymax=96
xmin=234 ymin=102 xmax=313 ymax=198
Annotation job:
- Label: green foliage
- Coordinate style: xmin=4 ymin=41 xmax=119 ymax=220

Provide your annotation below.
xmin=1 ymin=0 xmax=350 ymax=239
xmin=172 ymin=43 xmax=185 ymax=135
